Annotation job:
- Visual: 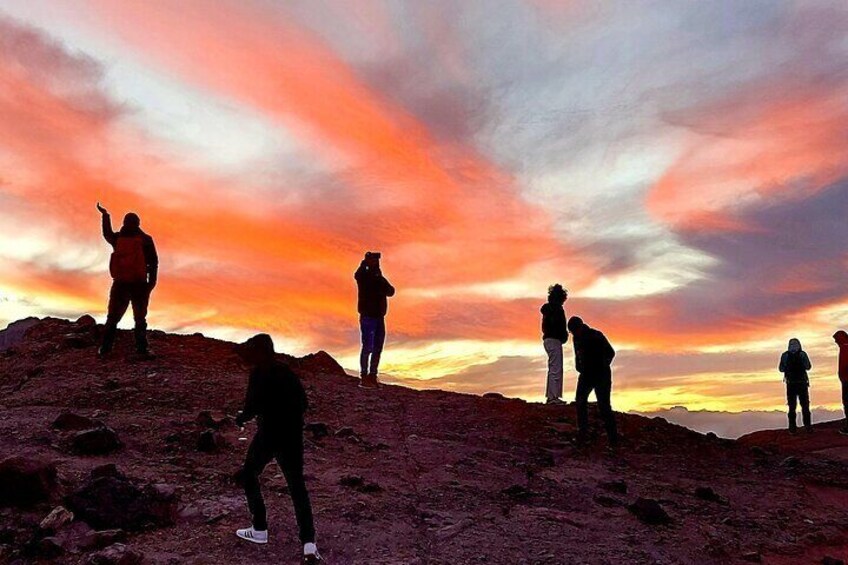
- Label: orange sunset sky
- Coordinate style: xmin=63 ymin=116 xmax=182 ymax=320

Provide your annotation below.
xmin=1 ymin=1 xmax=847 ymax=414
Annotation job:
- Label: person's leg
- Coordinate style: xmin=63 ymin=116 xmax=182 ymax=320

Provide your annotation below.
xmin=130 ymin=283 xmax=150 ymax=353
xmin=594 ymin=372 xmax=618 ymax=443
xmin=276 ymin=436 xmax=316 ymax=545
xmin=543 ymin=339 xmax=564 ymax=401
xmin=359 ymin=317 xmax=375 ymax=377
xmin=243 ymin=433 xmax=274 ymax=532
xmin=101 ymin=283 xmax=131 ymax=353
xmin=368 ymin=317 xmax=386 ymax=376
xmin=574 ymin=374 xmax=592 ymax=439
xmin=842 ymin=380 xmax=848 ymax=431
xmin=799 ymin=383 xmax=812 ymax=430
xmin=786 ymin=384 xmax=798 ymax=431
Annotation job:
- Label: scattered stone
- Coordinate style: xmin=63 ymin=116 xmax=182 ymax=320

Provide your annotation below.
xmin=79 ymin=529 xmax=127 ymax=551
xmin=63 ymin=333 xmax=96 ymax=349
xmin=483 ymin=392 xmax=506 ymax=400
xmin=340 ymin=475 xmax=365 ymax=489
xmin=196 ymin=429 xmax=221 ymax=453
xmin=87 ymin=543 xmax=143 ymax=565
xmin=65 ymin=475 xmax=178 ymax=531
xmin=52 ymin=412 xmax=100 ymax=431
xmin=359 ymin=482 xmax=383 ymax=494
xmin=0 ymin=456 xmax=58 ymax=507
xmin=628 ymin=498 xmax=671 ymax=525
xmin=334 ymin=427 xmax=356 ymax=438
xmin=304 ymin=422 xmax=329 ymax=439
xmin=90 ymin=464 xmax=123 ymax=481
xmin=741 ymin=551 xmax=762 ymax=562
xmin=39 ymin=506 xmax=74 ymax=531
xmin=103 ymin=379 xmax=121 ymax=391
xmin=502 ymin=485 xmax=534 ymax=501
xmin=599 ymin=480 xmax=628 ymax=494
xmin=75 ymin=315 xmax=97 ymax=328
xmin=822 ymin=557 xmax=845 ymax=565
xmin=72 ymin=427 xmax=122 ymax=455
xmin=593 ymin=493 xmax=624 ymax=507
xmin=695 ymin=486 xmax=725 ymax=504
xmin=706 ymin=432 xmax=718 ymax=440
xmin=36 ymin=536 xmax=65 ymax=558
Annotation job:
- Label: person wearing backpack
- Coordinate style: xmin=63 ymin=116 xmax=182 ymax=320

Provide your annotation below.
xmin=833 ymin=330 xmax=848 ymax=435
xmin=779 ymin=338 xmax=813 ymax=434
xmin=96 ymin=202 xmax=158 ymax=356
xmin=541 ymin=284 xmax=569 ymax=405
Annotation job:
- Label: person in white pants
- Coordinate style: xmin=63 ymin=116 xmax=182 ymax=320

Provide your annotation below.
xmin=541 ymin=284 xmax=569 ymax=404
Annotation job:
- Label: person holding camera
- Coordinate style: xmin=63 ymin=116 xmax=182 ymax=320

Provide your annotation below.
xmin=96 ymin=202 xmax=158 ymax=357
xmin=355 ymin=252 xmax=396 ymax=388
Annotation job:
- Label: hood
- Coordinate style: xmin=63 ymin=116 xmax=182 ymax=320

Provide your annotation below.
xmin=834 ymin=330 xmax=848 ymax=346
xmin=788 ymin=338 xmax=802 ymax=353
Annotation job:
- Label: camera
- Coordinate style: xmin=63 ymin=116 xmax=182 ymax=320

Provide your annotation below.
xmin=365 ymin=251 xmax=381 ymax=260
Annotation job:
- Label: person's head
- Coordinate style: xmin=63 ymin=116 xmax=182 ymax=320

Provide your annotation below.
xmin=834 ymin=330 xmax=848 ymax=346
xmin=364 ymin=251 xmax=381 ymax=268
xmin=567 ymin=316 xmax=585 ymax=337
xmin=122 ymin=212 xmax=141 ymax=230
xmin=237 ymin=333 xmax=275 ymax=365
xmin=788 ymin=338 xmax=802 ymax=353
xmin=547 ymin=284 xmax=568 ymax=305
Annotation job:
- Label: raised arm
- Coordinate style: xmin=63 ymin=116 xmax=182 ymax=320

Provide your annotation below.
xmin=98 ymin=202 xmax=117 ymax=246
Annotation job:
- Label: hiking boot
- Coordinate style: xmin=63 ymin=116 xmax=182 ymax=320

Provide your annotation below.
xmin=236 ymin=527 xmax=268 ymax=545
xmin=545 ymin=397 xmax=565 ymax=406
xmin=359 ymin=374 xmax=379 ymax=388
xmin=788 ymin=426 xmax=798 ymax=435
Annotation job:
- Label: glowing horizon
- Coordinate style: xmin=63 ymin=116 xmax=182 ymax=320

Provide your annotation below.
xmin=1 ymin=1 xmax=847 ymax=413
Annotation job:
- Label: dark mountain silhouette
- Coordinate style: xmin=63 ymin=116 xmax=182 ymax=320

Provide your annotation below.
xmin=2 ymin=317 xmax=848 ymax=564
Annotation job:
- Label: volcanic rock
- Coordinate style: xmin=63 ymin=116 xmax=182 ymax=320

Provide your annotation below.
xmin=39 ymin=506 xmax=74 ymax=531
xmin=196 ymin=429 xmax=221 ymax=453
xmin=628 ymin=498 xmax=671 ymax=525
xmin=72 ymin=427 xmax=122 ymax=455
xmin=305 ymin=422 xmax=330 ymax=439
xmin=86 ymin=543 xmax=143 ymax=565
xmin=65 ymin=475 xmax=178 ymax=531
xmin=694 ymin=486 xmax=725 ymax=504
xmin=52 ymin=412 xmax=100 ymax=431
xmin=0 ymin=456 xmax=58 ymax=508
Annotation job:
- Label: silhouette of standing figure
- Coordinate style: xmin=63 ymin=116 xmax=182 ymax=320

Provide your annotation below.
xmin=568 ymin=316 xmax=618 ymax=446
xmin=97 ymin=203 xmax=158 ymax=356
xmin=779 ymin=338 xmax=813 ymax=434
xmin=234 ymin=334 xmax=321 ymax=564
xmin=355 ymin=252 xmax=395 ymax=388
xmin=541 ymin=284 xmax=569 ymax=405
xmin=834 ymin=331 xmax=848 ymax=435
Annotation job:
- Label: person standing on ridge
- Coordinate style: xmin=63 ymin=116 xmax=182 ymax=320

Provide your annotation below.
xmin=541 ymin=284 xmax=569 ymax=405
xmin=96 ymin=202 xmax=158 ymax=357
xmin=355 ymin=251 xmax=395 ymax=388
xmin=833 ymin=331 xmax=848 ymax=435
xmin=779 ymin=338 xmax=813 ymax=434
xmin=234 ymin=334 xmax=321 ymax=564
xmin=567 ymin=316 xmax=618 ymax=446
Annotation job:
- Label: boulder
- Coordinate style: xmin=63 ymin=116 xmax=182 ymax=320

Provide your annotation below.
xmin=52 ymin=412 xmax=100 ymax=431
xmin=65 ymin=475 xmax=178 ymax=531
xmin=0 ymin=456 xmax=58 ymax=507
xmin=87 ymin=543 xmax=143 ymax=565
xmin=75 ymin=315 xmax=97 ymax=328
xmin=39 ymin=506 xmax=74 ymax=531
xmin=483 ymin=392 xmax=506 ymax=400
xmin=695 ymin=486 xmax=725 ymax=504
xmin=63 ymin=333 xmax=96 ymax=349
xmin=304 ymin=422 xmax=330 ymax=439
xmin=72 ymin=427 xmax=122 ymax=455
xmin=628 ymin=498 xmax=671 ymax=525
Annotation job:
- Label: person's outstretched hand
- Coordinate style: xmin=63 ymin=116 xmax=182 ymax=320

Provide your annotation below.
xmin=96 ymin=202 xmax=108 ymax=215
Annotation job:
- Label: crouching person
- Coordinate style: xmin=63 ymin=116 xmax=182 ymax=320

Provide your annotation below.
xmin=234 ymin=334 xmax=321 ymax=564
xmin=568 ymin=316 xmax=618 ymax=447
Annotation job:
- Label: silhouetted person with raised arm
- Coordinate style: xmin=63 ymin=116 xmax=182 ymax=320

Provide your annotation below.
xmin=567 ymin=316 xmax=618 ymax=446
xmin=779 ymin=338 xmax=813 ymax=434
xmin=355 ymin=251 xmax=395 ymax=388
xmin=96 ymin=202 xmax=158 ymax=356
xmin=541 ymin=284 xmax=569 ymax=405
xmin=834 ymin=331 xmax=848 ymax=435
xmin=234 ymin=334 xmax=321 ymax=564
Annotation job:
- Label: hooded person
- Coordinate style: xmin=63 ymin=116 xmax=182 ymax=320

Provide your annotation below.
xmin=834 ymin=330 xmax=848 ymax=435
xmin=234 ymin=334 xmax=321 ymax=564
xmin=779 ymin=338 xmax=813 ymax=434
xmin=540 ymin=284 xmax=569 ymax=405
xmin=96 ymin=203 xmax=158 ymax=356
xmin=354 ymin=251 xmax=395 ymax=387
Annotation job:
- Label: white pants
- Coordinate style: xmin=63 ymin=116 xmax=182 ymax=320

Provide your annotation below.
xmin=543 ymin=338 xmax=564 ymax=400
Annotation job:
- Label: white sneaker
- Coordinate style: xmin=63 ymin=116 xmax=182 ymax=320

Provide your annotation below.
xmin=303 ymin=543 xmax=322 ymax=563
xmin=236 ymin=527 xmax=268 ymax=544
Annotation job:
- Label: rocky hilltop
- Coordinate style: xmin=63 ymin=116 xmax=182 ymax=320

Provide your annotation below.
xmin=1 ymin=317 xmax=848 ymax=564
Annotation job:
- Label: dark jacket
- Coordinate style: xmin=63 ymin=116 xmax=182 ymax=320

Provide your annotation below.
xmin=573 ymin=327 xmax=615 ymax=375
xmin=355 ymin=263 xmax=395 ymax=318
xmin=541 ymin=302 xmax=568 ymax=343
xmin=779 ymin=351 xmax=812 ymax=384
xmin=236 ymin=361 xmax=308 ymax=435
xmin=102 ymin=214 xmax=158 ymax=284
xmin=839 ymin=344 xmax=848 ymax=383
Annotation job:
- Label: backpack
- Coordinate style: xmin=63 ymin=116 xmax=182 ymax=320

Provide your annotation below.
xmin=784 ymin=352 xmax=808 ymax=382
xmin=110 ymin=235 xmax=148 ymax=283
